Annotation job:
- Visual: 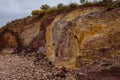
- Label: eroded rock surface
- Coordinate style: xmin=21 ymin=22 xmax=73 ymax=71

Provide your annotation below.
xmin=0 ymin=4 xmax=120 ymax=80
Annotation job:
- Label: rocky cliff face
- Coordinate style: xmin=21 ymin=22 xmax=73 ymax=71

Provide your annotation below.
xmin=46 ymin=7 xmax=120 ymax=68
xmin=0 ymin=6 xmax=120 ymax=69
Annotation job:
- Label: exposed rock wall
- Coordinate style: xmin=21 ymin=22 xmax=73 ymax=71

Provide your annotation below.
xmin=0 ymin=6 xmax=120 ymax=68
xmin=46 ymin=7 xmax=120 ymax=68
xmin=0 ymin=17 xmax=40 ymax=53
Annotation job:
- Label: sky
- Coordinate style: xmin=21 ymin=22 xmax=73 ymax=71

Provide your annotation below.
xmin=0 ymin=0 xmax=80 ymax=27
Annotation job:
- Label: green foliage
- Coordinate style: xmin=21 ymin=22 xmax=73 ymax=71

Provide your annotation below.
xmin=57 ymin=3 xmax=65 ymax=10
xmin=106 ymin=2 xmax=120 ymax=11
xmin=80 ymin=0 xmax=85 ymax=3
xmin=80 ymin=2 xmax=96 ymax=7
xmin=31 ymin=10 xmax=39 ymax=15
xmin=31 ymin=1 xmax=119 ymax=17
xmin=80 ymin=0 xmax=90 ymax=3
xmin=31 ymin=10 xmax=46 ymax=16
xmin=101 ymin=0 xmax=112 ymax=3
xmin=46 ymin=8 xmax=58 ymax=14
xmin=40 ymin=4 xmax=50 ymax=10
xmin=69 ymin=3 xmax=79 ymax=9
xmin=46 ymin=6 xmax=68 ymax=14
xmin=106 ymin=3 xmax=116 ymax=11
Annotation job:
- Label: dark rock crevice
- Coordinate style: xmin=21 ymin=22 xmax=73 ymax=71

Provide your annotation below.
xmin=36 ymin=15 xmax=57 ymax=60
xmin=0 ymin=29 xmax=23 ymax=52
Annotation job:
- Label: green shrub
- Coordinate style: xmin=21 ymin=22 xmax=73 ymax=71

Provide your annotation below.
xmin=107 ymin=4 xmax=116 ymax=11
xmin=31 ymin=10 xmax=46 ymax=16
xmin=57 ymin=3 xmax=65 ymax=10
xmin=81 ymin=2 xmax=96 ymax=7
xmin=80 ymin=0 xmax=85 ymax=4
xmin=46 ymin=8 xmax=58 ymax=14
xmin=106 ymin=2 xmax=119 ymax=11
xmin=40 ymin=4 xmax=50 ymax=10
xmin=69 ymin=3 xmax=79 ymax=9
xmin=31 ymin=10 xmax=40 ymax=15
xmin=101 ymin=0 xmax=112 ymax=3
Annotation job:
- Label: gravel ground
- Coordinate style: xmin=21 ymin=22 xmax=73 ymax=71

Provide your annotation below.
xmin=0 ymin=54 xmax=37 ymax=80
xmin=0 ymin=54 xmax=75 ymax=80
xmin=0 ymin=54 xmax=119 ymax=80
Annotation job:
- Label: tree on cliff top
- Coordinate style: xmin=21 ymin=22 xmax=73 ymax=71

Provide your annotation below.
xmin=80 ymin=0 xmax=86 ymax=3
xmin=80 ymin=0 xmax=92 ymax=3
xmin=57 ymin=3 xmax=65 ymax=10
xmin=40 ymin=4 xmax=50 ymax=10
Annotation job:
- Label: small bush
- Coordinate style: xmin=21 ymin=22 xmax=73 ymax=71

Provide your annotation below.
xmin=106 ymin=3 xmax=116 ymax=11
xmin=40 ymin=4 xmax=50 ymax=10
xmin=101 ymin=0 xmax=112 ymax=3
xmin=106 ymin=2 xmax=120 ymax=11
xmin=69 ymin=3 xmax=79 ymax=9
xmin=57 ymin=3 xmax=65 ymax=10
xmin=81 ymin=2 xmax=96 ymax=7
xmin=80 ymin=0 xmax=85 ymax=4
xmin=46 ymin=8 xmax=58 ymax=14
xmin=31 ymin=10 xmax=40 ymax=15
xmin=31 ymin=10 xmax=46 ymax=16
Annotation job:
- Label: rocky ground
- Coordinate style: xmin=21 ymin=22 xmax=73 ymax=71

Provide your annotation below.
xmin=0 ymin=53 xmax=120 ymax=80
xmin=0 ymin=54 xmax=74 ymax=80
